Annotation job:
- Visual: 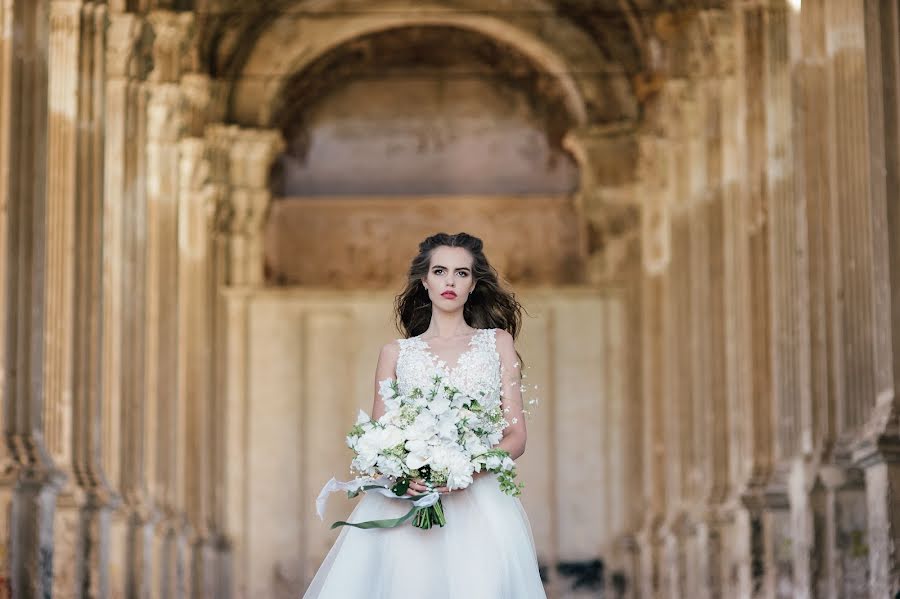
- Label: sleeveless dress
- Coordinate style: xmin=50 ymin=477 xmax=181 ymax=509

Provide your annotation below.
xmin=302 ymin=328 xmax=546 ymax=598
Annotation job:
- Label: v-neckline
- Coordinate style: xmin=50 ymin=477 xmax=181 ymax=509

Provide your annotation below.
xmin=416 ymin=329 xmax=483 ymax=375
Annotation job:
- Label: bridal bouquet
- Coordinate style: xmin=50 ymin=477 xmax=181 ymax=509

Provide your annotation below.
xmin=316 ymin=374 xmax=522 ymax=530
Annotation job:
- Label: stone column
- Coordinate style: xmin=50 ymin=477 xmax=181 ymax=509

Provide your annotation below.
xmin=44 ymin=1 xmax=82 ymax=592
xmin=0 ymin=1 xmax=67 ymax=597
xmin=67 ymin=4 xmax=120 ymax=597
xmin=817 ymin=1 xmax=896 ymax=597
xmin=634 ymin=124 xmax=675 ymax=598
xmin=177 ymin=137 xmax=220 ymax=599
xmin=104 ymin=11 xmax=154 ymax=599
xmin=765 ymin=5 xmax=816 ymax=598
xmin=856 ymin=0 xmax=900 ymax=596
xmin=0 ymin=3 xmax=13 ymax=593
xmin=144 ymin=10 xmax=193 ymax=598
xmin=791 ymin=1 xmax=860 ymax=597
xmin=738 ymin=5 xmax=779 ymax=598
xmin=204 ymin=124 xmax=237 ymax=599
xmin=145 ymin=80 xmax=189 ymax=598
xmin=214 ymin=126 xmax=281 ymax=598
xmin=720 ymin=10 xmax=755 ymax=592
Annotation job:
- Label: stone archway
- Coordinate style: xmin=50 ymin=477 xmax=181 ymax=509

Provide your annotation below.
xmin=211 ymin=3 xmax=648 ymax=597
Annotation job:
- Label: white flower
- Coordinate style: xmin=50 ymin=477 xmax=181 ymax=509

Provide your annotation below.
xmin=429 ymin=393 xmax=451 ymax=415
xmin=356 ymin=409 xmax=371 ymax=425
xmin=435 ymin=414 xmax=458 ymax=440
xmin=404 ymin=438 xmax=431 ymax=469
xmin=376 ymin=456 xmax=404 ymax=478
xmin=378 ymin=379 xmax=396 ymax=400
xmin=485 ymin=454 xmax=503 ymax=470
xmin=430 ymin=445 xmax=474 ymax=490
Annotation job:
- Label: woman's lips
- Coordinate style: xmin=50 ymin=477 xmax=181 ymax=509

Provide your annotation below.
xmin=441 ymin=291 xmax=457 ymax=299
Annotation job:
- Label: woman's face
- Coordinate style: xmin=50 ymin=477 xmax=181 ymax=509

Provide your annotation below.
xmin=423 ymin=246 xmax=476 ymax=310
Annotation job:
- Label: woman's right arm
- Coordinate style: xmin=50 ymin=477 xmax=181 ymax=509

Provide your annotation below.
xmin=371 ymin=341 xmax=400 ymax=421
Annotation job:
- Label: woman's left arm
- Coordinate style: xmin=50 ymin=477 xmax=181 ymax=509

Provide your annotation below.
xmin=493 ymin=329 xmax=527 ymax=461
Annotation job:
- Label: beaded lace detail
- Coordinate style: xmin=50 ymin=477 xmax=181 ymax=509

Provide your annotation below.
xmin=396 ymin=328 xmax=501 ymax=404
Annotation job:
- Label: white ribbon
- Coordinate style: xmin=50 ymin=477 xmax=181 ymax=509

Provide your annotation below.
xmin=316 ymin=476 xmax=441 ymax=520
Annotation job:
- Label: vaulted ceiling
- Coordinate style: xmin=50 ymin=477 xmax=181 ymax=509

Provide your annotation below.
xmin=193 ymin=0 xmax=726 ymax=83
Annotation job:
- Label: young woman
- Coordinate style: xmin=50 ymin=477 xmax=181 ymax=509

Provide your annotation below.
xmin=303 ymin=232 xmax=546 ymax=598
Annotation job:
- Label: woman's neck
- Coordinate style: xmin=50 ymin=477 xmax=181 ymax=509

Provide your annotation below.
xmin=423 ymin=310 xmax=473 ymax=339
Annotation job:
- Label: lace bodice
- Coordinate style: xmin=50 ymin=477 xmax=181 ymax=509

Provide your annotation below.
xmin=396 ymin=328 xmax=502 ymax=402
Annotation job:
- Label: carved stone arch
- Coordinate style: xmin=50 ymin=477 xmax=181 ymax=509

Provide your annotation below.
xmin=227 ymin=0 xmax=639 ymax=128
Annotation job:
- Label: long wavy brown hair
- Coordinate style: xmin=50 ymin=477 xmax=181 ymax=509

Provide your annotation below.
xmin=394 ymin=232 xmax=524 ymax=340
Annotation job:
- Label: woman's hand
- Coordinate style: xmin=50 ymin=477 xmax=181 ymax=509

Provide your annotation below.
xmin=405 ymin=470 xmax=490 ymax=497
xmin=405 ymin=478 xmax=449 ymax=496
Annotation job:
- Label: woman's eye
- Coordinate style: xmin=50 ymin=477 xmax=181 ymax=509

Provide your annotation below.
xmin=433 ymin=268 xmax=444 ymax=275
xmin=456 ymin=271 xmax=468 ymax=278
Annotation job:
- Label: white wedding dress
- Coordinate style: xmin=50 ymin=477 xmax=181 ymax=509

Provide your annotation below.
xmin=302 ymin=328 xmax=546 ymax=598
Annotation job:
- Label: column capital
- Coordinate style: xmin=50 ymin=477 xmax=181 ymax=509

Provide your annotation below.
xmin=227 ymin=128 xmax=285 ymax=190
xmin=147 ymin=10 xmax=194 ymax=83
xmin=107 ymin=13 xmax=154 ymax=80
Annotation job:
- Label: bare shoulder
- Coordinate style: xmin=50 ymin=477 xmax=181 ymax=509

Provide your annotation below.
xmin=374 ymin=340 xmax=401 ymax=380
xmin=493 ymin=328 xmax=516 ymax=351
xmin=379 ymin=339 xmax=401 ymax=360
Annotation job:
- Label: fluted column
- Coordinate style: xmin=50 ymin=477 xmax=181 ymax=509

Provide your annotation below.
xmin=177 ymin=137 xmax=220 ymax=599
xmin=0 ymin=0 xmax=66 ymax=597
xmin=0 ymin=3 xmax=14 ymax=592
xmin=864 ymin=0 xmax=900 ymax=594
xmin=791 ymin=2 xmax=854 ymax=597
xmin=45 ymin=1 xmax=82 ymax=591
xmin=146 ymin=84 xmax=188 ymax=598
xmin=737 ymin=6 xmax=780 ymax=599
xmin=215 ymin=126 xmax=281 ymax=599
xmin=650 ymin=78 xmax=695 ymax=599
xmin=47 ymin=2 xmax=118 ymax=597
xmin=104 ymin=11 xmax=155 ymax=598
xmin=818 ymin=2 xmax=895 ymax=596
xmin=144 ymin=10 xmax=194 ymax=599
xmin=854 ymin=1 xmax=900 ymax=596
xmin=763 ymin=4 xmax=818 ymax=598
xmin=635 ymin=127 xmax=674 ymax=599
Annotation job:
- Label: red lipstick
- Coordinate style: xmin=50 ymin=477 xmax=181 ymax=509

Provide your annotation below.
xmin=441 ymin=290 xmax=457 ymax=299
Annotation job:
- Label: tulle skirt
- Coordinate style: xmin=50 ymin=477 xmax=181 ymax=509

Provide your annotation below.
xmin=302 ymin=473 xmax=547 ymax=598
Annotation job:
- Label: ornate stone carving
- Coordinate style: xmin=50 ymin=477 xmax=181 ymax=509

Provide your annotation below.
xmin=147 ymin=10 xmax=193 ymax=83
xmin=107 ymin=13 xmax=154 ymax=81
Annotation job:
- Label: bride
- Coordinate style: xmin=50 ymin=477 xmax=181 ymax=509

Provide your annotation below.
xmin=302 ymin=232 xmax=546 ymax=598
